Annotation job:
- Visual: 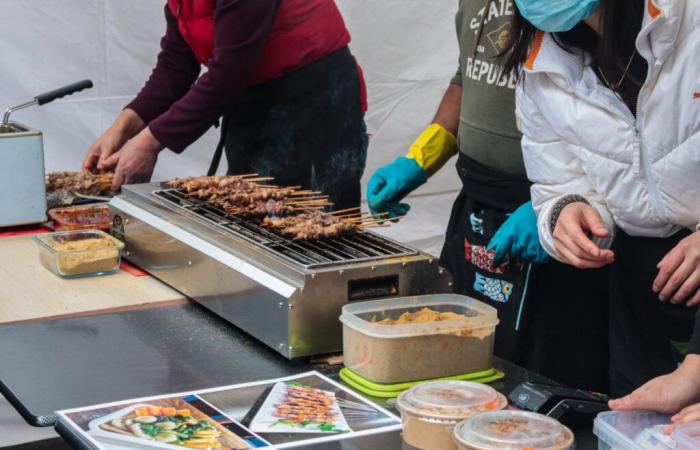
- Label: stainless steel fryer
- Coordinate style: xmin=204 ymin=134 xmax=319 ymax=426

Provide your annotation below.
xmin=109 ymin=182 xmax=453 ymax=359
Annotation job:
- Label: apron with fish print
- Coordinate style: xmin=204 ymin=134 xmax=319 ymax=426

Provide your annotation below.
xmin=440 ymin=153 xmax=533 ymax=361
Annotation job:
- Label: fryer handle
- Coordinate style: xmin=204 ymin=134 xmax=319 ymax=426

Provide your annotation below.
xmin=35 ymin=79 xmax=93 ymax=106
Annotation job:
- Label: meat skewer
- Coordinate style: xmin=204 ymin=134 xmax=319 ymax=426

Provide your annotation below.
xmin=46 ymin=171 xmax=114 ymax=195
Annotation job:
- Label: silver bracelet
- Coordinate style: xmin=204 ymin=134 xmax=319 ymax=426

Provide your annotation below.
xmin=550 ymin=195 xmax=590 ymax=233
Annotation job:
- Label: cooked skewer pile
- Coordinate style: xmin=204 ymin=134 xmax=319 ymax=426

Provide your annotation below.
xmin=166 ymin=175 xmax=397 ymax=239
xmin=46 ymin=171 xmax=114 ymax=196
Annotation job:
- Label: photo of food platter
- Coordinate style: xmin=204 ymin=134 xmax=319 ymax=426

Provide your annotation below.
xmin=57 ymin=372 xmax=401 ymax=450
xmin=248 ymin=382 xmax=350 ymax=434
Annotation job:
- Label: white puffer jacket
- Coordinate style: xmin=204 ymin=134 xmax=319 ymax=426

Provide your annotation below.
xmin=516 ymin=0 xmax=700 ymax=259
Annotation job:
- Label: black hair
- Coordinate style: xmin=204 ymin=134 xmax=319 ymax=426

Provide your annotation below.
xmin=501 ymin=0 xmax=646 ymax=92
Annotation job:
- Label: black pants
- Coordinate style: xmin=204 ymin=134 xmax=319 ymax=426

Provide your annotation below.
xmin=223 ymin=46 xmax=368 ymax=211
xmin=609 ymin=230 xmax=698 ymax=396
xmin=440 ymin=154 xmax=609 ymax=392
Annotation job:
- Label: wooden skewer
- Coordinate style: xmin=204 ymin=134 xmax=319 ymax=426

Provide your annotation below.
xmin=345 ymin=212 xmax=389 ymax=221
xmin=244 ymin=177 xmax=275 ymax=182
xmin=358 ymin=215 xmax=405 ymax=225
xmin=358 ymin=223 xmax=392 ymax=228
xmin=290 ymin=190 xmax=321 ymax=196
xmin=237 ymin=173 xmax=260 ymax=178
xmin=326 ymin=206 xmax=361 ymax=215
xmin=287 ymin=195 xmax=329 ymax=202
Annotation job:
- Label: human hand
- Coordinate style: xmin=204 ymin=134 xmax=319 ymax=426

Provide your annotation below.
xmin=105 ymin=127 xmax=163 ymax=190
xmin=367 ymin=156 xmax=426 ymax=220
xmin=653 ymin=231 xmax=700 ymax=306
xmin=488 ymin=201 xmax=549 ymax=265
xmin=552 ymin=202 xmax=614 ymax=268
xmin=609 ymin=354 xmax=700 ymax=414
xmin=668 ymin=402 xmax=700 ymax=434
xmin=82 ymin=109 xmax=145 ymax=173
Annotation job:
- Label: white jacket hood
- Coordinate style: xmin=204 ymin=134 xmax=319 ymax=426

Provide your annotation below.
xmin=516 ymin=0 xmax=700 ymax=260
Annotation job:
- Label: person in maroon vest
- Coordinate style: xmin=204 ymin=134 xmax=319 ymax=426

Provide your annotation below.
xmin=83 ymin=0 xmax=368 ymax=210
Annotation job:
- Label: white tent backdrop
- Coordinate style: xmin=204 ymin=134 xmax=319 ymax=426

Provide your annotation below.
xmin=0 ymin=2 xmax=462 ymax=444
xmin=0 ymin=0 xmax=461 ymax=253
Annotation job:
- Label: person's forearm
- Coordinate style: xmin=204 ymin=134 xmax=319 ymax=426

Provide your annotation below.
xmin=431 ymin=83 xmax=462 ymax=136
xmin=113 ymin=109 xmax=146 ymax=138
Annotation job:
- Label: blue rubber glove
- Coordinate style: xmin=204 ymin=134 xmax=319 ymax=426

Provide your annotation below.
xmin=367 ymin=157 xmax=427 ymax=219
xmin=488 ymin=201 xmax=550 ymax=265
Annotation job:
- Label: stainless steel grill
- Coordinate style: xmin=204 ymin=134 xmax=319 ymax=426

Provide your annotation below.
xmin=110 ymin=182 xmax=452 ymax=359
xmin=153 ymin=188 xmax=417 ymax=269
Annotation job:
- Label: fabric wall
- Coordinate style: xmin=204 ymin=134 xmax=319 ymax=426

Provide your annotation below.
xmin=0 ymin=0 xmax=460 ymax=198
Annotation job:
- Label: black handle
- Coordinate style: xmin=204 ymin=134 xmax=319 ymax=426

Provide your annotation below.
xmin=35 ymin=79 xmax=94 ymax=106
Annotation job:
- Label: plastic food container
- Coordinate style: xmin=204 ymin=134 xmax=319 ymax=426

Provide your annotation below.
xmin=454 ymin=410 xmax=574 ymax=450
xmin=34 ymin=230 xmax=124 ymax=278
xmin=594 ymin=411 xmax=674 ymax=450
xmin=397 ymin=380 xmax=507 ymax=450
xmin=674 ymin=423 xmax=700 ymax=450
xmin=340 ymin=294 xmax=499 ymax=383
xmin=48 ymin=203 xmax=110 ymax=231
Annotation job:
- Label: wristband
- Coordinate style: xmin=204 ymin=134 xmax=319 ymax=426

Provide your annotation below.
xmin=549 ymin=195 xmax=590 ymax=233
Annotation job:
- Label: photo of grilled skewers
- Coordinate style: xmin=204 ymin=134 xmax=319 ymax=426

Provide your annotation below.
xmin=165 ymin=175 xmax=397 ymax=240
xmin=249 ymin=382 xmax=351 ymax=434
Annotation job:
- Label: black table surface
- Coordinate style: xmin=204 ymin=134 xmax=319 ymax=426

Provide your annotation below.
xmin=0 ymin=302 xmax=598 ymax=449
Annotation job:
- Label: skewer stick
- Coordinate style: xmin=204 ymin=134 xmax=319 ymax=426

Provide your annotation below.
xmin=357 ymin=223 xmax=392 ymax=228
xmin=325 ymin=206 xmax=361 ymax=215
xmin=237 ymin=173 xmax=260 ymax=178
xmin=290 ymin=190 xmax=321 ymax=196
xmin=345 ymin=212 xmax=388 ymax=222
xmin=358 ymin=215 xmax=405 ymax=225
xmin=244 ymin=177 xmax=275 ymax=182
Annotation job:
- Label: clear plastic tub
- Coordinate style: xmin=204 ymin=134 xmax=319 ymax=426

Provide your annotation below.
xmin=340 ymin=294 xmax=499 ymax=383
xmin=454 ymin=410 xmax=574 ymax=450
xmin=48 ymin=203 xmax=110 ymax=231
xmin=397 ymin=381 xmax=507 ymax=450
xmin=34 ymin=230 xmax=124 ymax=278
xmin=674 ymin=423 xmax=700 ymax=450
xmin=594 ymin=411 xmax=674 ymax=450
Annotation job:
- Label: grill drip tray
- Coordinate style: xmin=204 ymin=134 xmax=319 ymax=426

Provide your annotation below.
xmin=152 ymin=188 xmax=417 ymax=269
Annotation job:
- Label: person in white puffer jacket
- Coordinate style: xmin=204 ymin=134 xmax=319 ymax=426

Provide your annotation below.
xmin=502 ymin=0 xmax=700 ymax=413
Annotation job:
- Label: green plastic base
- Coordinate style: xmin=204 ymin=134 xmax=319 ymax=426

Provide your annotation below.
xmin=339 ymin=367 xmax=505 ymax=398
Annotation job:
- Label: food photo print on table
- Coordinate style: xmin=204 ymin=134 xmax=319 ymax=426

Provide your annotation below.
xmin=56 ymin=371 xmax=401 ymax=450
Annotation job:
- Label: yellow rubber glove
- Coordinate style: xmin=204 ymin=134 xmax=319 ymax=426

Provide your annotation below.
xmin=405 ymin=123 xmax=458 ymax=178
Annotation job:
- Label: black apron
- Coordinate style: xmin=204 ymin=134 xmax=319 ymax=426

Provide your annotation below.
xmin=210 ymin=46 xmax=368 ymax=211
xmin=440 ymin=153 xmax=610 ymax=392
xmin=609 ymin=229 xmax=698 ymax=396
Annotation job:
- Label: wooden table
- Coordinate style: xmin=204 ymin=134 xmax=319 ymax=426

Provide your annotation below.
xmin=0 ymin=234 xmax=186 ymax=325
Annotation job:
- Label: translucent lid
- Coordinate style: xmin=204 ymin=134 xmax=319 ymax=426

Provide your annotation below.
xmin=340 ymin=294 xmax=499 ymax=338
xmin=397 ymin=381 xmax=506 ymax=420
xmin=594 ymin=411 xmax=672 ymax=450
xmin=454 ymin=410 xmax=573 ymax=450
xmin=674 ymin=423 xmax=700 ymax=449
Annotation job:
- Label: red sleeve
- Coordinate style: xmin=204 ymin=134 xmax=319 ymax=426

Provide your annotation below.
xmin=147 ymin=0 xmax=280 ymax=153
xmin=126 ymin=5 xmax=201 ymax=125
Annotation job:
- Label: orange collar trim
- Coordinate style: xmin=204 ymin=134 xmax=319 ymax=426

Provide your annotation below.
xmin=525 ymin=31 xmax=545 ymax=71
xmin=693 ymin=92 xmax=700 ymax=99
xmin=648 ymin=0 xmax=662 ymax=19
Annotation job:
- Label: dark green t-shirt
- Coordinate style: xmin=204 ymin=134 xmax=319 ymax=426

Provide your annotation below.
xmin=452 ymin=0 xmax=525 ymax=179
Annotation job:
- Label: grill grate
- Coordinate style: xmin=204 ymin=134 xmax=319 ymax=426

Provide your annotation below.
xmin=152 ymin=189 xmax=417 ymax=269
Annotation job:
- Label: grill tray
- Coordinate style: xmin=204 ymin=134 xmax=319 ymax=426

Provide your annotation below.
xmin=153 ymin=189 xmax=417 ymax=269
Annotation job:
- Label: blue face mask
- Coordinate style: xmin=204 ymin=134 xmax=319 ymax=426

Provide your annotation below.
xmin=514 ymin=0 xmax=601 ymax=33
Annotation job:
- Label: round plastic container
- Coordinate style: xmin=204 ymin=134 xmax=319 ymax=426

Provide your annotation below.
xmin=397 ymin=381 xmax=507 ymax=450
xmin=453 ymin=410 xmax=574 ymax=450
